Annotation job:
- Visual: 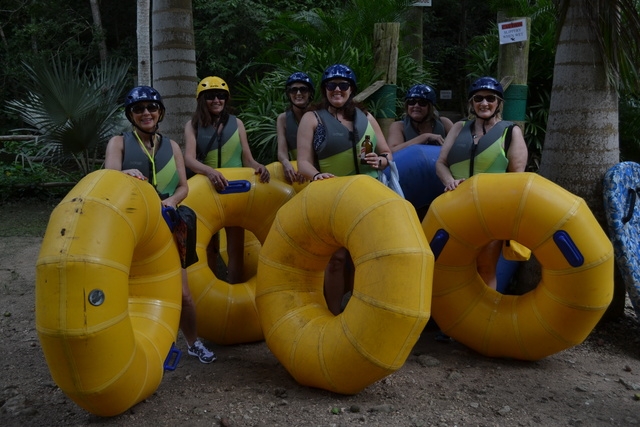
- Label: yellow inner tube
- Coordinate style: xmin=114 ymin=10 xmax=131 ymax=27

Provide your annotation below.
xmin=422 ymin=173 xmax=614 ymax=360
xmin=184 ymin=168 xmax=295 ymax=345
xmin=35 ymin=170 xmax=182 ymax=417
xmin=256 ymin=175 xmax=433 ymax=394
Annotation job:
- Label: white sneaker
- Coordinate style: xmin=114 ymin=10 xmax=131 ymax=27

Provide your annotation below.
xmin=187 ymin=340 xmax=217 ymax=364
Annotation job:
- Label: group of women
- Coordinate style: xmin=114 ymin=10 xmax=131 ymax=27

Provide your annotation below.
xmin=104 ymin=63 xmax=528 ymax=356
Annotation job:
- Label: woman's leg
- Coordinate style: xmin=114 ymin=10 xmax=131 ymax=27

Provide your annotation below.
xmin=226 ymin=226 xmax=245 ymax=284
xmin=477 ymin=239 xmax=502 ymax=290
xmin=179 ymin=269 xmax=198 ymax=346
xmin=206 ymin=233 xmax=220 ymax=276
xmin=324 ymin=247 xmax=352 ymax=315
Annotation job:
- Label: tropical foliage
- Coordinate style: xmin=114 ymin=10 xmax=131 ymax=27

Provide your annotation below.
xmin=5 ymin=58 xmax=130 ymax=175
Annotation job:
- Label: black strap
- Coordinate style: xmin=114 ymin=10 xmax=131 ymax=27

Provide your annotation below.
xmin=504 ymin=124 xmax=514 ymax=153
xmin=197 ymin=121 xmax=221 ymax=167
xmin=350 ymin=129 xmax=361 ymax=175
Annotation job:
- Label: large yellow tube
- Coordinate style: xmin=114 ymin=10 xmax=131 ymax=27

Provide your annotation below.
xmin=184 ymin=168 xmax=295 ymax=344
xmin=422 ymin=173 xmax=614 ymax=360
xmin=35 ymin=170 xmax=182 ymax=416
xmin=256 ymin=175 xmax=433 ymax=394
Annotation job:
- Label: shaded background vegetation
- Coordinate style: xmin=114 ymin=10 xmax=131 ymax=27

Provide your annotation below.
xmin=1 ymin=0 xmax=640 ymax=201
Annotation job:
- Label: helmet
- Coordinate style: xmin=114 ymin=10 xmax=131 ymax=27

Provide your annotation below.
xmin=196 ymin=76 xmax=229 ymax=98
xmin=468 ymin=76 xmax=503 ymax=99
xmin=405 ymin=84 xmax=436 ymax=105
xmin=286 ymin=72 xmax=314 ymax=92
xmin=321 ymin=64 xmax=357 ymax=90
xmin=124 ymin=86 xmax=165 ymax=123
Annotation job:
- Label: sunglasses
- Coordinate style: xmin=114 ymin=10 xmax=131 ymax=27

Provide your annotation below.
xmin=203 ymin=91 xmax=229 ymax=101
xmin=288 ymin=86 xmax=310 ymax=95
xmin=472 ymin=94 xmax=498 ymax=103
xmin=131 ymin=103 xmax=160 ymax=114
xmin=407 ymin=98 xmax=429 ymax=107
xmin=325 ymin=81 xmax=351 ymax=91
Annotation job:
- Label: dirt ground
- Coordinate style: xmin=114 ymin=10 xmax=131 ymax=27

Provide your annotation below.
xmin=2 ymin=199 xmax=640 ymax=427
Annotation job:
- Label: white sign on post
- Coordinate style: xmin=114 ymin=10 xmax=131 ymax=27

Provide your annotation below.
xmin=413 ymin=1 xmax=432 ymax=6
xmin=498 ymin=19 xmax=528 ymax=45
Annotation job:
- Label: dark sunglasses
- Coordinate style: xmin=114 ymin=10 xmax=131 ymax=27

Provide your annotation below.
xmin=288 ymin=86 xmax=310 ymax=95
xmin=131 ymin=103 xmax=160 ymax=114
xmin=325 ymin=81 xmax=351 ymax=91
xmin=203 ymin=91 xmax=229 ymax=101
xmin=472 ymin=94 xmax=498 ymax=103
xmin=406 ymin=98 xmax=429 ymax=107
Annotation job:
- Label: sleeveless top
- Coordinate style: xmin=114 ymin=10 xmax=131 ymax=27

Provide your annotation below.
xmin=196 ymin=115 xmax=242 ymax=168
xmin=285 ymin=110 xmax=299 ymax=160
xmin=122 ymin=131 xmax=179 ymax=198
xmin=447 ymin=120 xmax=513 ymax=179
xmin=314 ymin=108 xmax=377 ymax=177
xmin=402 ymin=116 xmax=446 ymax=144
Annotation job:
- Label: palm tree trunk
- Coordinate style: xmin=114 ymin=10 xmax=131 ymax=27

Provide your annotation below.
xmin=538 ymin=0 xmax=619 ymax=225
xmin=151 ymin=0 xmax=198 ymax=143
xmin=137 ymin=0 xmax=151 ymax=86
xmin=534 ymin=0 xmax=623 ymax=319
xmin=89 ymin=0 xmax=108 ymax=62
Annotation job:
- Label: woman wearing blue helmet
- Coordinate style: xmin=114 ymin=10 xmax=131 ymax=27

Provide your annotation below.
xmin=435 ymin=76 xmax=528 ymax=290
xmin=387 ymin=84 xmax=453 ymax=152
xmin=275 ymin=72 xmax=314 ymax=183
xmin=106 ymin=86 xmax=216 ymax=364
xmin=296 ymin=63 xmax=393 ymax=315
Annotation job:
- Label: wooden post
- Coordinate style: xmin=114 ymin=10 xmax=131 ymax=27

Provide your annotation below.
xmin=497 ymin=12 xmax=531 ymax=132
xmin=372 ymin=22 xmax=400 ymax=136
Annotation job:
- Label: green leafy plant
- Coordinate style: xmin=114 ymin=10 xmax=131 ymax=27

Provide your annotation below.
xmin=5 ymin=57 xmax=130 ymax=176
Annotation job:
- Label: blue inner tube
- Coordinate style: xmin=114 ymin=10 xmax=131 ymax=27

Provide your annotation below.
xmin=385 ymin=145 xmax=444 ymax=211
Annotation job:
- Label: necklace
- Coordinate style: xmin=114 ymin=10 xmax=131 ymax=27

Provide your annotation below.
xmin=133 ymin=130 xmax=157 ymax=186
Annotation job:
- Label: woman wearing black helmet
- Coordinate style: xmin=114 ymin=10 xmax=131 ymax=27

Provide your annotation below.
xmin=275 ymin=72 xmax=314 ymax=184
xmin=296 ymin=63 xmax=393 ymax=315
xmin=387 ymin=84 xmax=453 ymax=153
xmin=435 ymin=76 xmax=528 ymax=290
xmin=105 ymin=86 xmax=216 ymax=364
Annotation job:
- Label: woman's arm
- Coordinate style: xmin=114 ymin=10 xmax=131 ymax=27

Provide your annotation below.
xmin=506 ymin=125 xmax=528 ymax=173
xmin=436 ymin=121 xmax=465 ymax=191
xmin=276 ymin=112 xmax=297 ymax=183
xmin=297 ymin=111 xmax=333 ymax=181
xmin=238 ymin=118 xmax=270 ymax=183
xmin=161 ymin=140 xmax=189 ymax=208
xmin=105 ymin=135 xmax=146 ymax=180
xmin=365 ymin=112 xmax=393 ymax=169
xmin=183 ymin=120 xmax=227 ymax=186
xmin=387 ymin=119 xmax=445 ymax=153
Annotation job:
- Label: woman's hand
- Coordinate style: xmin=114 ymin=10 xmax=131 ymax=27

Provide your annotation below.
xmin=424 ymin=133 xmax=444 ymax=146
xmin=444 ymin=178 xmax=465 ymax=192
xmin=312 ymin=172 xmax=335 ymax=181
xmin=363 ymin=153 xmax=389 ymax=169
xmin=255 ymin=164 xmax=270 ymax=183
xmin=122 ymin=169 xmax=147 ymax=180
xmin=206 ymin=169 xmax=228 ymax=190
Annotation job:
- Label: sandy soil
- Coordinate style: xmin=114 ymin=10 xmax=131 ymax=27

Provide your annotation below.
xmin=2 ymin=231 xmax=640 ymax=426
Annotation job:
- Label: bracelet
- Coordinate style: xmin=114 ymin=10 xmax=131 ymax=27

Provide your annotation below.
xmin=313 ymin=172 xmax=322 ymax=181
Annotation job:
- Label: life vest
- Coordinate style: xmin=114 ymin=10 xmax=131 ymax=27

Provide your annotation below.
xmin=402 ymin=116 xmax=446 ymax=143
xmin=196 ymin=115 xmax=242 ymax=168
xmin=122 ymin=131 xmax=179 ymax=198
xmin=447 ymin=120 xmax=513 ymax=179
xmin=314 ymin=108 xmax=377 ymax=177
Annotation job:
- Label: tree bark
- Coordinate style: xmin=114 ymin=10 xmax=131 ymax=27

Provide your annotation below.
xmin=89 ymin=0 xmax=108 ymax=62
xmin=530 ymin=0 xmax=623 ymax=318
xmin=137 ymin=0 xmax=151 ymax=86
xmin=151 ymin=0 xmax=197 ymax=144
xmin=538 ymin=0 xmax=619 ymax=225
